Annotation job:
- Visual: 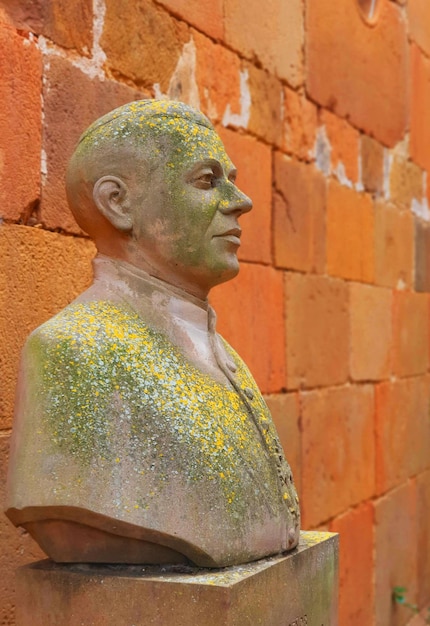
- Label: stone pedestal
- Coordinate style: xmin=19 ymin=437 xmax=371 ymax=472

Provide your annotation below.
xmin=16 ymin=531 xmax=338 ymax=626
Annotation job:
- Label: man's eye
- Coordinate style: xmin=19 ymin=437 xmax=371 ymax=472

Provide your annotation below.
xmin=193 ymin=173 xmax=216 ymax=189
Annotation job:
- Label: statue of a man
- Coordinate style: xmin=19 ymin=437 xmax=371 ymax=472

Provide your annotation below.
xmin=6 ymin=100 xmax=300 ymax=567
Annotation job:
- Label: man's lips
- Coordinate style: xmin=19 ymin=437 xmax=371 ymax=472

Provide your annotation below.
xmin=213 ymin=228 xmax=242 ymax=245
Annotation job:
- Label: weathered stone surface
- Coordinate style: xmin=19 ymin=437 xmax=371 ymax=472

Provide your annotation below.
xmin=361 ymin=135 xmax=384 ymax=194
xmin=408 ymin=0 xmax=430 ymax=56
xmin=156 ymin=0 xmax=224 ymax=41
xmin=411 ymin=43 xmax=430 ymax=173
xmin=247 ymin=64 xmax=283 ymax=146
xmin=16 ymin=532 xmax=339 ymax=626
xmin=415 ymin=220 xmax=430 ymax=293
xmin=307 ymin=0 xmax=408 ymax=147
xmin=392 ymin=291 xmax=429 ymax=377
xmin=282 ymin=87 xmax=317 ymax=160
xmin=374 ymin=200 xmax=414 ymax=288
xmin=321 ymin=109 xmax=360 ymax=184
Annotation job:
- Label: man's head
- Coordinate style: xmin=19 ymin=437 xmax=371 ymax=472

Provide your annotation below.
xmin=66 ymin=100 xmax=252 ymax=297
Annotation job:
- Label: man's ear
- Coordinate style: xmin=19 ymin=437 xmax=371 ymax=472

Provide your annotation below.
xmin=93 ymin=176 xmax=133 ymax=232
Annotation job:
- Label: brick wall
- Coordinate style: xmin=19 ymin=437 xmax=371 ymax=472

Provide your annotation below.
xmin=0 ymin=1 xmax=429 ymax=624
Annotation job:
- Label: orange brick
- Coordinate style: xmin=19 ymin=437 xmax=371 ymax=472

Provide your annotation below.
xmin=374 ymin=481 xmax=418 ymax=626
xmin=350 ymin=283 xmax=392 ymax=381
xmin=301 ymin=384 xmax=375 ymax=527
xmin=224 ymin=0 xmax=304 ymax=86
xmin=0 ymin=0 xmax=92 ymax=54
xmin=417 ymin=470 xmax=430 ymax=606
xmin=0 ymin=435 xmax=45 ymax=625
xmin=392 ymin=291 xmax=429 ymax=377
xmin=374 ymin=200 xmax=414 ymax=288
xmin=326 ymin=181 xmax=374 ymax=282
xmin=375 ymin=377 xmax=430 ymax=494
xmin=264 ymin=393 xmax=301 ymax=497
xmin=320 ymin=109 xmax=360 ymax=184
xmin=210 ymin=263 xmax=286 ymax=394
xmin=329 ymin=504 xmax=374 ymax=626
xmin=282 ymin=87 xmax=318 ymax=161
xmin=408 ymin=0 xmax=430 ymax=57
xmin=285 ymin=273 xmax=349 ymax=389
xmin=0 ymin=225 xmax=95 ymax=429
xmin=307 ymin=0 xmax=408 ymax=147
xmin=194 ymin=31 xmax=242 ymax=126
xmin=361 ymin=135 xmax=384 ymax=194
xmin=273 ymin=154 xmax=326 ymax=273
xmin=411 ymin=43 xmax=430 ymax=173
xmin=41 ymin=57 xmax=145 ymax=233
xmin=247 ymin=64 xmax=283 ymax=147
xmin=217 ymin=128 xmax=271 ymax=264
xmin=389 ymin=151 xmax=424 ymax=210
xmin=157 ymin=0 xmax=223 ymax=41
xmin=101 ymin=0 xmax=189 ymax=91
xmin=0 ymin=24 xmax=42 ymax=222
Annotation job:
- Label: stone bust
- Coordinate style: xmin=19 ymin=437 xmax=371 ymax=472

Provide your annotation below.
xmin=6 ymin=100 xmax=300 ymax=567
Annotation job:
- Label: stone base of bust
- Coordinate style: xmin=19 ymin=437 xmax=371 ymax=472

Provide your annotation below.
xmin=15 ymin=531 xmax=338 ymax=626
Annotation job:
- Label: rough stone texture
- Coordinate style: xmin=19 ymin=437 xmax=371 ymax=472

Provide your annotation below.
xmin=410 ymin=43 xmax=430 ymax=173
xmin=415 ymin=220 xmax=430 ymax=293
xmin=0 ymin=24 xmax=42 ymax=222
xmin=408 ymin=0 xmax=430 ymax=56
xmin=285 ymin=273 xmax=349 ymax=389
xmin=0 ymin=225 xmax=95 ymax=429
xmin=374 ymin=481 xmax=418 ymax=626
xmin=375 ymin=377 xmax=430 ymax=494
xmin=101 ymin=0 xmax=189 ymax=90
xmin=307 ymin=0 xmax=408 ymax=147
xmin=361 ymin=135 xmax=384 ymax=195
xmin=224 ymin=0 xmax=304 ymax=86
xmin=349 ymin=282 xmax=392 ymax=381
xmin=392 ymin=291 xmax=429 ymax=377
xmin=282 ymin=87 xmax=318 ymax=161
xmin=41 ymin=57 xmax=145 ymax=232
xmin=247 ymin=64 xmax=283 ymax=147
xmin=0 ymin=0 xmax=92 ymax=54
xmin=301 ymin=385 xmax=375 ymax=528
xmin=273 ymin=154 xmax=326 ymax=273
xmin=15 ymin=533 xmax=339 ymax=626
xmin=218 ymin=127 xmax=271 ymax=264
xmin=321 ymin=109 xmax=360 ymax=184
xmin=389 ymin=151 xmax=424 ymax=210
xmin=264 ymin=393 xmax=301 ymax=498
xmin=330 ymin=503 xmax=374 ymax=626
xmin=0 ymin=435 xmax=45 ymax=625
xmin=211 ymin=263 xmax=286 ymax=395
xmin=374 ymin=200 xmax=414 ymax=288
xmin=326 ymin=181 xmax=374 ymax=283
xmin=156 ymin=0 xmax=224 ymax=41
xmin=417 ymin=470 xmax=430 ymax=607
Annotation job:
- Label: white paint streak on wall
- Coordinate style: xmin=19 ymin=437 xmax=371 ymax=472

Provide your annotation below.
xmin=383 ymin=148 xmax=392 ymax=200
xmin=222 ymin=69 xmax=251 ymax=129
xmin=153 ymin=38 xmax=200 ymax=109
xmin=314 ymin=126 xmax=331 ymax=177
xmin=411 ymin=171 xmax=430 ymax=222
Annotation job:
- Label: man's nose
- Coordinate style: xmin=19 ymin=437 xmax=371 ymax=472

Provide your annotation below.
xmin=219 ymin=187 xmax=253 ymax=215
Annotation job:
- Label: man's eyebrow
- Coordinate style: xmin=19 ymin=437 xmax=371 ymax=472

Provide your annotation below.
xmin=187 ymin=159 xmax=236 ymax=176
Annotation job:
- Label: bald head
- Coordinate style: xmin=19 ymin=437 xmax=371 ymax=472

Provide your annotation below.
xmin=66 ymin=100 xmax=214 ymax=238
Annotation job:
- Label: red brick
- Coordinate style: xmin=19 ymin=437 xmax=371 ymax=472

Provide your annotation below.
xmin=326 ymin=181 xmax=374 ymax=283
xmin=361 ymin=135 xmax=384 ymax=194
xmin=217 ymin=128 xmax=271 ymax=264
xmin=350 ymin=283 xmax=392 ymax=381
xmin=224 ymin=0 xmax=304 ymax=86
xmin=374 ymin=200 xmax=414 ymax=288
xmin=301 ymin=385 xmax=375 ymax=527
xmin=307 ymin=0 xmax=408 ymax=147
xmin=285 ymin=273 xmax=349 ymax=389
xmin=329 ymin=504 xmax=374 ymax=626
xmin=282 ymin=87 xmax=318 ymax=161
xmin=247 ymin=64 xmax=283 ymax=146
xmin=157 ymin=0 xmax=223 ymax=41
xmin=211 ymin=263 xmax=286 ymax=394
xmin=0 ymin=24 xmax=42 ymax=222
xmin=374 ymin=481 xmax=418 ymax=626
xmin=0 ymin=435 xmax=45 ymax=625
xmin=375 ymin=377 xmax=430 ymax=494
xmin=417 ymin=471 xmax=430 ymax=606
xmin=0 ymin=0 xmax=92 ymax=54
xmin=101 ymin=0 xmax=189 ymax=91
xmin=392 ymin=291 xmax=429 ymax=377
xmin=264 ymin=393 xmax=301 ymax=497
xmin=408 ymin=0 xmax=430 ymax=57
xmin=0 ymin=225 xmax=95 ymax=429
xmin=41 ymin=57 xmax=145 ymax=233
xmin=320 ymin=109 xmax=360 ymax=184
xmin=194 ymin=31 xmax=242 ymax=126
xmin=273 ymin=154 xmax=326 ymax=273
xmin=411 ymin=43 xmax=430 ymax=173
